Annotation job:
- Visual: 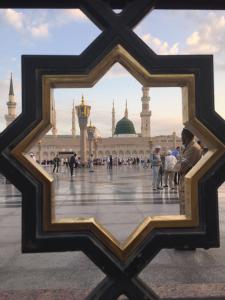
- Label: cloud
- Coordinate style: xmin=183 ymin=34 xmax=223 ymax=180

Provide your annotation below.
xmin=137 ymin=11 xmax=225 ymax=57
xmin=0 ymin=8 xmax=91 ymax=41
xmin=1 ymin=9 xmax=24 ymax=31
xmin=183 ymin=13 xmax=225 ymax=54
xmin=29 ymin=23 xmax=49 ymax=38
xmin=64 ymin=9 xmax=88 ymax=21
xmin=186 ymin=31 xmax=200 ymax=46
xmin=171 ymin=12 xmax=225 ymax=55
xmin=0 ymin=9 xmax=50 ymax=39
xmin=141 ymin=33 xmax=179 ymax=55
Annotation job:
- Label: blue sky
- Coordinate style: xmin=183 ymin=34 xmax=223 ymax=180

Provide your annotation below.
xmin=0 ymin=9 xmax=224 ymax=137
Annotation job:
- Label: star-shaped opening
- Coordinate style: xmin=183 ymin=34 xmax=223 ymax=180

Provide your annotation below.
xmin=11 ymin=45 xmax=225 ymax=261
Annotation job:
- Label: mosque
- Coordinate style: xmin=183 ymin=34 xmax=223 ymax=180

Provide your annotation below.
xmin=4 ymin=74 xmax=181 ymax=162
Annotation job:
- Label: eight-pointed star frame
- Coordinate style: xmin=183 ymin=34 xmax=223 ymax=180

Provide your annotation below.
xmin=1 ymin=1 xmax=225 ymax=298
xmin=10 ymin=45 xmax=225 ymax=261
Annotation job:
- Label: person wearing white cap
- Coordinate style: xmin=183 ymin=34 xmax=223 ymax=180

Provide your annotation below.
xmin=150 ymin=145 xmax=162 ymax=190
xmin=164 ymin=150 xmax=177 ymax=189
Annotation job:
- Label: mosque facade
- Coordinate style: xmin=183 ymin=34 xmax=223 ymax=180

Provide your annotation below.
xmin=4 ymin=76 xmax=181 ymax=162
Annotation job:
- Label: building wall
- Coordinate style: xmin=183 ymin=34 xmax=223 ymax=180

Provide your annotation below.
xmin=31 ymin=134 xmax=181 ymax=161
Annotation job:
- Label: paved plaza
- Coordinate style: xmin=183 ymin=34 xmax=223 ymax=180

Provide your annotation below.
xmin=52 ymin=165 xmax=179 ymax=241
xmin=0 ymin=165 xmax=225 ymax=299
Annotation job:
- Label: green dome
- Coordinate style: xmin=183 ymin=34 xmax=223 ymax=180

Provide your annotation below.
xmin=114 ymin=117 xmax=136 ymax=135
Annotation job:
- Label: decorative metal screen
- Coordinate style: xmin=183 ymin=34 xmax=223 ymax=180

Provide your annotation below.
xmin=0 ymin=1 xmax=225 ymax=299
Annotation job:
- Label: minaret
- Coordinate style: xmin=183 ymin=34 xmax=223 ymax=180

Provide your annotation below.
xmin=5 ymin=73 xmax=17 ymax=127
xmin=72 ymin=100 xmax=76 ymax=137
xmin=51 ymin=97 xmax=57 ymax=136
xmin=124 ymin=99 xmax=128 ymax=118
xmin=140 ymin=87 xmax=151 ymax=137
xmin=112 ymin=100 xmax=115 ymax=136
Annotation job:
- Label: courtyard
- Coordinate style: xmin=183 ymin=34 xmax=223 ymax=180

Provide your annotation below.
xmin=0 ymin=166 xmax=225 ymax=299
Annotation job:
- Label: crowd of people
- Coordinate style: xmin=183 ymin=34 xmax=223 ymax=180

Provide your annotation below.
xmin=32 ymin=128 xmax=205 ymax=215
xmin=28 ymin=128 xmax=205 ymax=251
xmin=150 ymin=128 xmax=205 ymax=214
xmin=150 ymin=146 xmax=180 ymax=191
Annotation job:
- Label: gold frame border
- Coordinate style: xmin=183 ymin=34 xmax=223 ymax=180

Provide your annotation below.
xmin=11 ymin=45 xmax=225 ymax=261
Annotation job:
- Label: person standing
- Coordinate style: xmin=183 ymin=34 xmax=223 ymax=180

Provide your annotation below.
xmin=53 ymin=155 xmax=60 ymax=173
xmin=109 ymin=155 xmax=113 ymax=169
xmin=179 ymin=128 xmax=202 ymax=214
xmin=172 ymin=146 xmax=181 ymax=185
xmin=60 ymin=157 xmax=64 ymax=172
xmin=150 ymin=146 xmax=162 ymax=190
xmin=106 ymin=156 xmax=110 ymax=169
xmin=69 ymin=153 xmax=77 ymax=177
xmin=65 ymin=157 xmax=69 ymax=168
xmin=164 ymin=150 xmax=177 ymax=190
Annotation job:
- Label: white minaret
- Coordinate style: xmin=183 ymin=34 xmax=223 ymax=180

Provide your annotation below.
xmin=124 ymin=99 xmax=128 ymax=118
xmin=72 ymin=100 xmax=76 ymax=137
xmin=5 ymin=73 xmax=17 ymax=127
xmin=140 ymin=87 xmax=151 ymax=137
xmin=51 ymin=97 xmax=57 ymax=136
xmin=112 ymin=100 xmax=115 ymax=136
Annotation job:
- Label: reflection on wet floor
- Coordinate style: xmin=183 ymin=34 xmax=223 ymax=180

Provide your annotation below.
xmin=1 ymin=165 xmax=225 ymax=241
xmin=51 ymin=165 xmax=180 ymax=241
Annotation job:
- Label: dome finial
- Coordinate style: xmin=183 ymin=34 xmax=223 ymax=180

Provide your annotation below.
xmin=124 ymin=99 xmax=128 ymax=118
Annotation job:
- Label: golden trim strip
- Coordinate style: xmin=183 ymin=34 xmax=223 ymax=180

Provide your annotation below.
xmin=11 ymin=44 xmax=225 ymax=261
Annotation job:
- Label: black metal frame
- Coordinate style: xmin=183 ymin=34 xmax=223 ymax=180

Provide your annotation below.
xmin=0 ymin=1 xmax=225 ymax=299
xmin=1 ymin=0 xmax=225 ymax=9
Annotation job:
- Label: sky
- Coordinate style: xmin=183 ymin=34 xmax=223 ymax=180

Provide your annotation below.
xmin=0 ymin=8 xmax=225 ymax=137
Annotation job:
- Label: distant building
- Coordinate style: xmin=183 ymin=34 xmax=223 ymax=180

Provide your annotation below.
xmin=3 ymin=76 xmax=181 ymax=161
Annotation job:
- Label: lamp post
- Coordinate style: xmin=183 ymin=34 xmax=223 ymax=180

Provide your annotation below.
xmin=76 ymin=96 xmax=91 ymax=166
xmin=87 ymin=121 xmax=96 ymax=158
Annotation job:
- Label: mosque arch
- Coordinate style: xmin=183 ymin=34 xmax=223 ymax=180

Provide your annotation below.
xmin=50 ymin=152 xmax=56 ymax=158
xmin=112 ymin=151 xmax=117 ymax=156
xmin=125 ymin=151 xmax=131 ymax=156
xmin=119 ymin=151 xmax=124 ymax=157
xmin=139 ymin=150 xmax=144 ymax=158
xmin=98 ymin=151 xmax=104 ymax=158
xmin=105 ymin=150 xmax=111 ymax=156
xmin=132 ymin=150 xmax=137 ymax=155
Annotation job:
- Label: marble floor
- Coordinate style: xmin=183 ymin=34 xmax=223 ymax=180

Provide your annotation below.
xmin=1 ymin=165 xmax=180 ymax=241
xmin=0 ymin=167 xmax=225 ymax=299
